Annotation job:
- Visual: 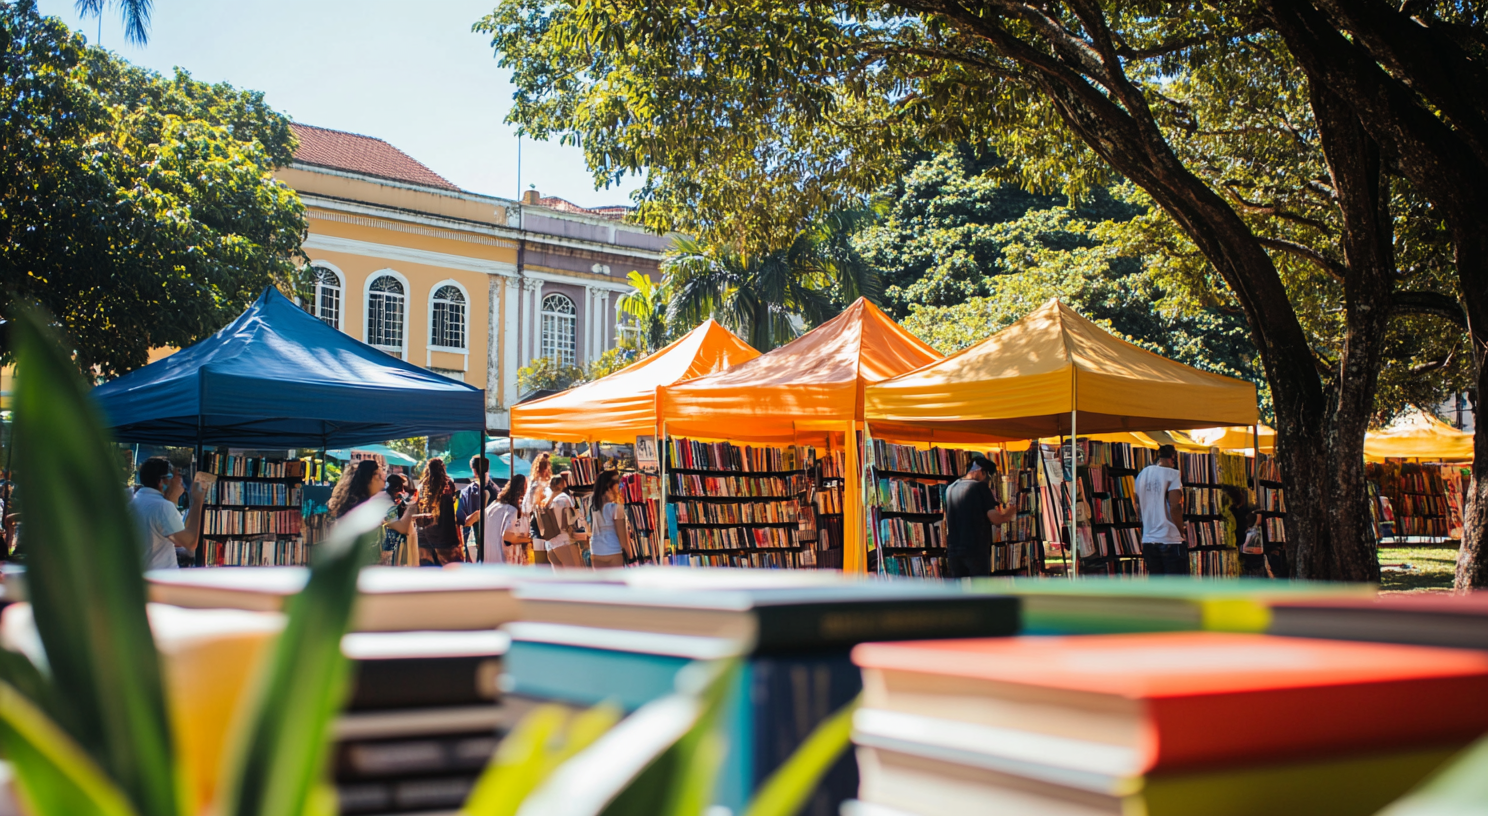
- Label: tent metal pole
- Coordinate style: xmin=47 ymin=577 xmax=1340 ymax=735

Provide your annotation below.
xmin=477 ymin=429 xmax=487 ymax=564
xmin=1070 ymin=410 xmax=1079 ymax=578
xmin=193 ymin=418 xmax=206 ymax=568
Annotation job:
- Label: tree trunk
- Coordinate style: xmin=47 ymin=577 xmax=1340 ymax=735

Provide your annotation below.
xmin=1453 ymin=230 xmax=1488 ymax=588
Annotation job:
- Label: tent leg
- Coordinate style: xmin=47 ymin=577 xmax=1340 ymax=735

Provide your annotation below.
xmin=477 ymin=429 xmax=487 ymax=564
xmin=1070 ymin=411 xmax=1078 ymax=579
xmin=193 ymin=427 xmax=206 ymax=568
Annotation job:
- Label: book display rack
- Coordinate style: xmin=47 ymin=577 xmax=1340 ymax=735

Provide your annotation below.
xmin=1073 ymin=441 xmax=1148 ymax=576
xmin=1256 ymin=454 xmax=1291 ymax=557
xmin=1371 ymin=461 xmax=1450 ymax=540
xmin=989 ymin=446 xmax=1043 ymax=575
xmin=663 ymin=438 xmax=814 ymax=568
xmin=199 ymin=452 xmax=307 ymax=567
xmin=802 ymin=450 xmax=845 ymax=570
xmin=620 ymin=472 xmax=663 ymax=565
xmin=1178 ymin=449 xmax=1242 ymax=578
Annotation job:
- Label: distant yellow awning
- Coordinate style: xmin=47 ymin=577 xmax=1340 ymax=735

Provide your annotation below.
xmin=1365 ymin=411 xmax=1473 ymax=462
xmin=864 ymin=300 xmax=1259 ymax=437
xmin=1187 ymin=425 xmax=1276 ymax=454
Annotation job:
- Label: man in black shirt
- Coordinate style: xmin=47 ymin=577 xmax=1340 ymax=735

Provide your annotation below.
xmin=943 ymin=455 xmax=1017 ymax=578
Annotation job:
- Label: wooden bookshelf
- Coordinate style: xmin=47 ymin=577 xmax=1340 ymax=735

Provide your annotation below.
xmin=198 ymin=453 xmax=307 ymax=567
xmin=664 ymin=437 xmax=816 ymax=568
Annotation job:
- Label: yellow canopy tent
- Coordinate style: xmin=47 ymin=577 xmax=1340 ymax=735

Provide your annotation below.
xmin=658 ymin=298 xmax=944 ymax=573
xmin=864 ymin=299 xmax=1259 ymax=576
xmin=1365 ymin=410 xmax=1474 ymax=462
xmin=1188 ymin=425 xmax=1277 ymax=454
xmin=510 ymin=319 xmax=759 ymax=444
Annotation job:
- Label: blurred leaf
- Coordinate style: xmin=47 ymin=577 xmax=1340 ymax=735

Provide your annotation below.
xmin=217 ymin=498 xmax=386 ymax=816
xmin=0 ymin=679 xmax=139 ymax=816
xmin=657 ymin=662 xmax=734 ymax=816
xmin=743 ymin=694 xmax=859 ymax=816
xmin=11 ymin=306 xmax=180 ymax=816
xmin=463 ymin=705 xmax=570 ymax=816
xmin=1377 ymin=734 xmax=1488 ymax=816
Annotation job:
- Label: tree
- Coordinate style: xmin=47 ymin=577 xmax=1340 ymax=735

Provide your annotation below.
xmin=617 ymin=270 xmax=671 ymax=353
xmin=0 ymin=4 xmax=306 ymax=377
xmin=665 ymin=210 xmax=882 ymax=351
xmin=73 ymin=0 xmax=152 ymax=45
xmin=477 ymin=0 xmax=1476 ymax=580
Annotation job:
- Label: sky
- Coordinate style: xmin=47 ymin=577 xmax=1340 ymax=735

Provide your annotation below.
xmin=36 ymin=0 xmax=645 ymax=208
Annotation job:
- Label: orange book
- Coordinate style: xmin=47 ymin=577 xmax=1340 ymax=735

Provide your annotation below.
xmin=853 ymin=632 xmax=1488 ymax=773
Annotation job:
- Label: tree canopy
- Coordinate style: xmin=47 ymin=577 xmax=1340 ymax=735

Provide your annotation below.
xmin=0 ymin=3 xmax=306 ymax=376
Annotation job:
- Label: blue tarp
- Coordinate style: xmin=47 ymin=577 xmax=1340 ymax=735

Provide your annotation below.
xmin=92 ymin=288 xmax=485 ymax=448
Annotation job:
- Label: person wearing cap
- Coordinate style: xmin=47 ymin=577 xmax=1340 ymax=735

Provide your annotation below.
xmin=1134 ymin=444 xmax=1189 ymax=574
xmin=943 ymin=455 xmax=1017 ymax=578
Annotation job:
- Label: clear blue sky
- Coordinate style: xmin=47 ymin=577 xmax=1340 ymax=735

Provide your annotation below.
xmin=36 ymin=0 xmax=645 ymax=208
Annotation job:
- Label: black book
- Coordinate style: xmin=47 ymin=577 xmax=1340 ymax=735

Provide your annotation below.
xmin=513 ymin=582 xmax=1019 ymax=654
xmin=343 ymin=630 xmax=507 ymax=711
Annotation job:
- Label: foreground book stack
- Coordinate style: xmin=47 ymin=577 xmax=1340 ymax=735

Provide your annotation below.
xmin=1266 ymin=591 xmax=1488 ymax=650
xmin=849 ymin=633 xmax=1488 ymax=816
xmin=500 ymin=572 xmax=1019 ymax=816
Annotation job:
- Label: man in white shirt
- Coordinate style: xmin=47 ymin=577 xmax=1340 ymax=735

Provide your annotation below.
xmin=128 ymin=457 xmax=205 ymax=570
xmin=1133 ymin=444 xmax=1188 ymax=575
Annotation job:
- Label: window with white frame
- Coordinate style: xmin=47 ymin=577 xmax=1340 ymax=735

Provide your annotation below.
xmin=367 ymin=274 xmax=405 ymax=352
xmin=310 ymin=266 xmax=341 ymax=329
xmin=431 ymin=285 xmax=467 ymax=349
xmin=540 ymin=293 xmax=577 ymax=367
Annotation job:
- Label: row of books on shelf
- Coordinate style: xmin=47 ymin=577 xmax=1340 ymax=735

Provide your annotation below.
xmin=1264 ymin=516 xmax=1288 ymax=543
xmin=205 ymin=480 xmax=302 ymax=507
xmin=881 ymin=553 xmax=945 ymax=578
xmin=1185 ymin=518 xmax=1228 ymax=549
xmin=666 ymin=549 xmax=812 ymax=568
xmin=666 ymin=438 xmax=808 ymax=472
xmin=1257 ymin=455 xmax=1283 ymax=482
xmin=202 ymin=508 xmax=304 ymax=536
xmin=668 ymin=500 xmax=800 ymax=526
xmin=876 ymin=516 xmax=944 ymax=550
xmin=871 ymin=441 xmax=988 ymax=475
xmin=1189 ymin=547 xmax=1240 ymax=577
xmin=1081 ymin=495 xmax=1139 ymax=525
xmin=1080 ymin=440 xmax=1152 ymax=470
xmin=818 ymin=450 xmax=844 ymax=479
xmin=876 ymin=478 xmax=945 ymax=514
xmin=672 ymin=526 xmax=800 ymax=551
xmin=1183 ymin=486 xmax=1221 ymax=516
xmin=1393 ymin=516 xmax=1450 ymax=537
xmin=1086 ymin=468 xmax=1135 ymax=498
xmin=1395 ymin=494 xmax=1449 ymax=517
xmin=1082 ymin=525 xmax=1142 ymax=559
xmin=619 ymin=472 xmax=655 ymax=503
xmin=567 ymin=456 xmax=598 ymax=486
xmin=1259 ymin=485 xmax=1287 ymax=513
xmin=814 ymin=488 xmax=843 ymax=514
xmin=666 ymin=473 xmax=808 ymax=499
xmin=201 ymin=453 xmax=305 ymax=479
xmin=1178 ymin=451 xmax=1220 ymax=484
xmin=1396 ymin=469 xmax=1448 ymax=495
xmin=203 ymin=536 xmax=308 ymax=567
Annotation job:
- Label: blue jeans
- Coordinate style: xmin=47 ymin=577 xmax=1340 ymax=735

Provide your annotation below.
xmin=1142 ymin=542 xmax=1190 ymax=576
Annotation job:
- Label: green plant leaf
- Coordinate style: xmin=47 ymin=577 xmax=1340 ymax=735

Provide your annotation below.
xmin=0 ymin=679 xmax=140 ymax=816
xmin=742 ymin=694 xmax=859 ymax=816
xmin=657 ymin=661 xmax=735 ymax=816
xmin=217 ymin=498 xmax=386 ymax=816
xmin=462 ymin=705 xmax=570 ymax=816
xmin=11 ymin=306 xmax=180 ymax=816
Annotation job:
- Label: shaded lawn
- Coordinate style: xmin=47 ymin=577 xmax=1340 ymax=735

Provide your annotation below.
xmin=1378 ymin=541 xmax=1458 ymax=593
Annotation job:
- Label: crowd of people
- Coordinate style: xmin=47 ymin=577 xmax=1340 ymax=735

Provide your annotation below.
xmin=324 ymin=451 xmax=631 ymax=569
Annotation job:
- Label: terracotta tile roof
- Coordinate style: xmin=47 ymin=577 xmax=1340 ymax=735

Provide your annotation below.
xmin=290 ymin=123 xmax=460 ymax=192
xmin=539 ymin=195 xmax=630 ymax=221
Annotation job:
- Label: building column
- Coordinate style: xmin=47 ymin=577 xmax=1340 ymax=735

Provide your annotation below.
xmin=597 ymin=289 xmax=611 ymax=355
xmin=613 ymin=293 xmax=626 ymax=350
xmin=502 ymin=277 xmax=520 ymax=409
xmin=521 ymin=278 xmax=543 ymax=365
xmin=584 ymin=286 xmax=598 ymax=362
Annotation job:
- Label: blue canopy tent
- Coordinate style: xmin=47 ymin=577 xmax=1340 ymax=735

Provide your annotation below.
xmin=92 ymin=287 xmax=485 ymax=449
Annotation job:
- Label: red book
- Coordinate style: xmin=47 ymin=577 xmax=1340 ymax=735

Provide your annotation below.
xmin=853 ymin=632 xmax=1488 ymax=773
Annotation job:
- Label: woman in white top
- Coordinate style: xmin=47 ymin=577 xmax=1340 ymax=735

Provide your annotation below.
xmin=587 ymin=470 xmax=630 ymax=569
xmin=541 ymin=473 xmax=584 ymax=568
xmin=484 ymin=474 xmax=531 ymax=564
xmin=523 ymin=453 xmax=554 ymax=565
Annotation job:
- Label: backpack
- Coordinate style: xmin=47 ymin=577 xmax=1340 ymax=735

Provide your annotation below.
xmin=535 ymin=503 xmax=563 ymax=540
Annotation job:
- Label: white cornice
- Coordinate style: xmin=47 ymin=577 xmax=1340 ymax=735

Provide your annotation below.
xmin=301 ymin=195 xmax=668 ymax=261
xmin=524 ymin=269 xmax=635 ymax=294
xmin=289 ymin=162 xmax=515 ymax=208
xmin=303 ymin=233 xmax=518 ymax=277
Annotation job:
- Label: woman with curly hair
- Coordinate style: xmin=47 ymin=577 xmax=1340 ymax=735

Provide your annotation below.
xmin=415 ymin=458 xmax=464 ymax=565
xmin=523 ymin=452 xmax=554 ymax=565
xmin=329 ymin=460 xmax=418 ymax=563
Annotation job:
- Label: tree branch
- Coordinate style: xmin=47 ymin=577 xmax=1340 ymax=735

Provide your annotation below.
xmin=1257 ymin=236 xmax=1347 ymax=282
xmin=1394 ymin=290 xmax=1469 ymax=330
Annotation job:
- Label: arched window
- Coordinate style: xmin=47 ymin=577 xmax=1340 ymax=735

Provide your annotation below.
xmin=309 ymin=265 xmax=341 ymax=329
xmin=540 ymin=293 xmax=577 ymax=367
xmin=430 ymin=285 xmax=467 ymax=349
xmin=367 ymin=274 xmax=406 ymax=352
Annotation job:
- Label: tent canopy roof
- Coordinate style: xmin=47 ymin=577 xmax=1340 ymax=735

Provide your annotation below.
xmin=92 ymin=287 xmax=485 ymax=448
xmin=1188 ymin=425 xmax=1276 ymax=453
xmin=657 ymin=299 xmax=943 ymax=442
xmin=1365 ymin=410 xmax=1474 ymax=462
xmin=864 ymin=299 xmax=1258 ymax=437
xmin=510 ymin=319 xmax=759 ymax=443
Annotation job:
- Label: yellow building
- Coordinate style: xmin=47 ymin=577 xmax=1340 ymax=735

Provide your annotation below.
xmin=280 ymin=124 xmax=667 ymax=431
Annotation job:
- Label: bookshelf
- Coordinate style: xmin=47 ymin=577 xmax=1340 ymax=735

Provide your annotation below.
xmin=1073 ymin=441 xmax=1148 ymax=576
xmin=620 ymin=472 xmax=663 ymax=565
xmin=199 ymin=452 xmax=307 ymax=567
xmin=868 ymin=441 xmax=1040 ymax=578
xmin=1176 ymin=449 xmax=1242 ymax=578
xmin=663 ymin=438 xmax=814 ymax=568
xmin=1371 ymin=461 xmax=1450 ymax=540
xmin=1255 ymin=455 xmax=1291 ymax=569
xmin=800 ymin=450 xmax=845 ymax=570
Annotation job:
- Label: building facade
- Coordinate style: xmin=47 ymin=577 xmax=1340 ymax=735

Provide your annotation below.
xmin=280 ymin=124 xmax=667 ymax=431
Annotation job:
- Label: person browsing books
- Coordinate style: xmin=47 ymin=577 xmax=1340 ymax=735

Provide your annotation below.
xmin=380 ymin=473 xmax=418 ymax=566
xmin=943 ymin=456 xmax=1016 ymax=578
xmin=483 ymin=474 xmax=532 ymax=564
xmin=330 ymin=460 xmax=419 ymax=563
xmin=455 ymin=455 xmax=500 ymax=558
xmin=128 ymin=457 xmax=206 ymax=570
xmin=524 ymin=452 xmax=555 ymax=565
xmin=588 ymin=469 xmax=630 ymax=569
xmin=1134 ymin=444 xmax=1188 ymax=575
xmin=537 ymin=473 xmax=584 ymax=568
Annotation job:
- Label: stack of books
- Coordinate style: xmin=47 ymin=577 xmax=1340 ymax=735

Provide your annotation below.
xmin=849 ymin=633 xmax=1488 ymax=816
xmin=1267 ymin=591 xmax=1488 ymax=650
xmin=500 ymin=574 xmax=1020 ymax=816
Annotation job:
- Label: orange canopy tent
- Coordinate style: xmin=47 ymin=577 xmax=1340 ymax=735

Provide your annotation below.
xmin=1365 ymin=410 xmax=1474 ymax=462
xmin=510 ymin=319 xmax=758 ymax=444
xmin=1187 ymin=425 xmax=1277 ymax=454
xmin=658 ymin=298 xmax=943 ymax=573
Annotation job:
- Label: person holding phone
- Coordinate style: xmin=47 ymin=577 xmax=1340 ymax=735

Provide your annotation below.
xmin=588 ymin=470 xmax=630 ymax=569
xmin=484 ymin=474 xmax=532 ymax=564
xmin=380 ymin=473 xmax=419 ymax=566
xmin=129 ymin=456 xmax=206 ymax=570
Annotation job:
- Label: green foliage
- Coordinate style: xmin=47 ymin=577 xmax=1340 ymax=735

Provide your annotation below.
xmin=74 ymin=0 xmax=152 ymax=46
xmin=517 ymin=356 xmax=585 ymax=395
xmin=0 ymin=306 xmax=382 ymax=816
xmin=665 ymin=210 xmax=881 ymax=351
xmin=618 ymin=271 xmax=672 ymax=354
xmin=461 ymin=703 xmax=622 ymax=816
xmin=0 ymin=4 xmax=307 ymax=377
xmin=586 ymin=345 xmax=640 ymax=382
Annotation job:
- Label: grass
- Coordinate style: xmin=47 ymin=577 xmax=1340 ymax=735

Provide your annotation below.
xmin=1378 ymin=541 xmax=1459 ymax=593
